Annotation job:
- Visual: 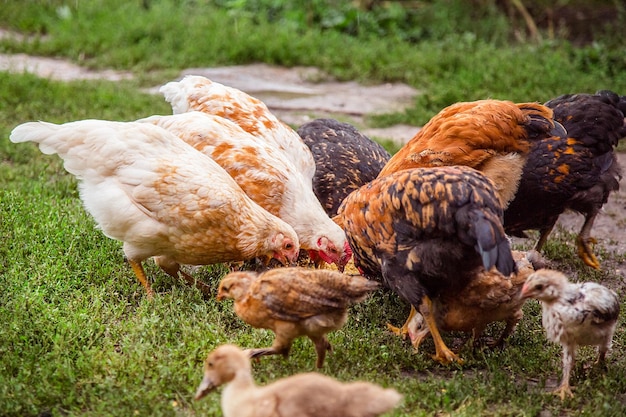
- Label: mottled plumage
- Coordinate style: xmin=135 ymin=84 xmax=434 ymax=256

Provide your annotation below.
xmin=217 ymin=267 xmax=379 ymax=368
xmin=137 ymin=112 xmax=351 ymax=270
xmin=195 ymin=344 xmax=403 ymax=417
xmin=378 ymin=100 xmax=564 ymax=208
xmin=337 ymin=166 xmax=516 ymax=363
xmin=159 ymin=75 xmax=316 ymax=182
xmin=10 ymin=120 xmax=300 ymax=297
xmin=521 ymin=269 xmax=620 ymax=399
xmin=297 ymin=118 xmax=391 ymax=216
xmin=505 ymin=91 xmax=626 ymax=269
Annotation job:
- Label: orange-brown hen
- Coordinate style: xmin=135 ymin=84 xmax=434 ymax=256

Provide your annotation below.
xmin=337 ymin=166 xmax=516 ymax=364
xmin=378 ymin=99 xmax=566 ymax=208
xmin=217 ymin=267 xmax=379 ymax=368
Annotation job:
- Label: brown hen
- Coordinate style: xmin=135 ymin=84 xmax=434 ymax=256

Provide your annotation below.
xmin=337 ymin=166 xmax=516 ymax=364
xmin=505 ymin=91 xmax=626 ymax=269
xmin=401 ymin=250 xmax=545 ymax=351
xmin=9 ymin=120 xmax=300 ymax=297
xmin=378 ymin=99 xmax=565 ymax=208
xmin=217 ymin=267 xmax=379 ymax=368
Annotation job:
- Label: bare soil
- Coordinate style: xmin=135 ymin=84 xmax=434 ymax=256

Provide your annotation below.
xmin=2 ymin=51 xmax=624 ymax=278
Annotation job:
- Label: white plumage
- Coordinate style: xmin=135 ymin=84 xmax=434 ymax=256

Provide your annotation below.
xmin=521 ymin=269 xmax=620 ymax=399
xmin=159 ymin=75 xmax=316 ymax=183
xmin=10 ymin=119 xmax=300 ymax=297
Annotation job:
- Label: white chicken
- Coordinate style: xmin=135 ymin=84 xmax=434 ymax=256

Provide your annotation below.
xmin=159 ymin=74 xmax=316 ymax=183
xmin=521 ymin=269 xmax=620 ymax=400
xmin=137 ymin=112 xmax=351 ymax=270
xmin=10 ymin=120 xmax=300 ymax=297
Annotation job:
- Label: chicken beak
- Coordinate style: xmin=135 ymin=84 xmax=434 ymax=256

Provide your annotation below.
xmin=194 ymin=375 xmax=217 ymax=401
xmin=519 ymin=282 xmax=532 ymax=299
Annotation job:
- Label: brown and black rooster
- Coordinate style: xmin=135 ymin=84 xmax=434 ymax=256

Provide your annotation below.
xmin=504 ymin=90 xmax=626 ymax=269
xmin=336 ymin=166 xmax=516 ymax=364
xmin=297 ymin=118 xmax=391 ymax=217
xmin=378 ymin=99 xmax=566 ymax=208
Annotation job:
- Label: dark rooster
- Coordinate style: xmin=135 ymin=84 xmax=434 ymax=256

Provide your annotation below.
xmin=297 ymin=118 xmax=391 ymax=217
xmin=336 ymin=166 xmax=516 ymax=364
xmin=504 ymin=91 xmax=626 ymax=269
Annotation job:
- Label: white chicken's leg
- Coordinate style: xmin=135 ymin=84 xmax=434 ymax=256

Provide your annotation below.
xmin=555 ymin=345 xmax=575 ymax=400
xmin=127 ymin=259 xmax=154 ymax=299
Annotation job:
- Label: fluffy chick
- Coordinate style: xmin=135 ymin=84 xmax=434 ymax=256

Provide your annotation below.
xmin=521 ymin=269 xmax=620 ymax=400
xmin=403 ymin=250 xmax=545 ymax=350
xmin=195 ymin=344 xmax=403 ymax=417
xmin=217 ymin=267 xmax=379 ymax=368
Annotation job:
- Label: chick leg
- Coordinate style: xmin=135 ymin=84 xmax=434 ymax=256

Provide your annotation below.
xmin=246 ymin=327 xmax=295 ymax=361
xmin=534 ymin=223 xmax=555 ymax=253
xmin=554 ymin=345 xmax=575 ymax=400
xmin=576 ymin=210 xmax=600 ymax=269
xmin=489 ymin=311 xmax=523 ymax=349
xmin=386 ymin=305 xmax=418 ymax=340
xmin=154 ymin=257 xmax=212 ymax=296
xmin=420 ymin=296 xmax=463 ymax=364
xmin=127 ymin=259 xmax=154 ymax=299
xmin=310 ymin=335 xmax=332 ymax=368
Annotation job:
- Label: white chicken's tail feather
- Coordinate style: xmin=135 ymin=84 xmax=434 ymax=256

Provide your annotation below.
xmin=159 ymin=78 xmax=195 ymax=114
xmin=9 ymin=121 xmax=72 ymax=156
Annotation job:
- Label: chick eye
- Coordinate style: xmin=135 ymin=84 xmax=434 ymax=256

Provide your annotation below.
xmin=534 ymin=284 xmax=544 ymax=291
xmin=285 ymin=243 xmax=293 ymax=250
xmin=207 ymin=361 xmax=214 ymax=368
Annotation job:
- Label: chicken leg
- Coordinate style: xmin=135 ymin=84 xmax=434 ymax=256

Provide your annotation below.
xmin=575 ymin=209 xmax=601 ymax=269
xmin=420 ymin=296 xmax=464 ymax=364
xmin=154 ymin=256 xmax=213 ymax=296
xmin=554 ymin=345 xmax=575 ymax=400
xmin=128 ymin=259 xmax=155 ymax=299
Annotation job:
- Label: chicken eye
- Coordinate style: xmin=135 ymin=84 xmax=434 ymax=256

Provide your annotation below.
xmin=285 ymin=243 xmax=293 ymax=250
xmin=207 ymin=361 xmax=214 ymax=368
xmin=534 ymin=284 xmax=544 ymax=291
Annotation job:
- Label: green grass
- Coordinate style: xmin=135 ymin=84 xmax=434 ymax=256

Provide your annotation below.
xmin=1 ymin=2 xmax=626 ymax=416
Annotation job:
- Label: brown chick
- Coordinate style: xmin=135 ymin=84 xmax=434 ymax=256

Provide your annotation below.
xmin=378 ymin=99 xmax=566 ymax=208
xmin=520 ymin=269 xmax=620 ymax=400
xmin=401 ymin=250 xmax=546 ymax=351
xmin=217 ymin=267 xmax=379 ymax=368
xmin=195 ymin=344 xmax=402 ymax=417
xmin=9 ymin=120 xmax=300 ymax=298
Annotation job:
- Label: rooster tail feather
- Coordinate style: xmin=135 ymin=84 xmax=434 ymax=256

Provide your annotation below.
xmin=472 ymin=210 xmax=516 ymax=276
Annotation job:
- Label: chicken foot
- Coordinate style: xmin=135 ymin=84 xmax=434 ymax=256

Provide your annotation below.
xmin=127 ymin=259 xmax=155 ymax=299
xmin=420 ymin=296 xmax=464 ymax=364
xmin=386 ymin=305 xmax=417 ymax=340
xmin=576 ymin=210 xmax=601 ymax=269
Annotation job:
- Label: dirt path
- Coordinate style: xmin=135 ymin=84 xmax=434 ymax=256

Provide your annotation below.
xmin=2 ymin=51 xmax=624 ymax=277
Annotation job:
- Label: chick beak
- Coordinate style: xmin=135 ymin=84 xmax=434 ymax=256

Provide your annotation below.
xmin=519 ymin=283 xmax=532 ymax=299
xmin=194 ymin=375 xmax=217 ymax=401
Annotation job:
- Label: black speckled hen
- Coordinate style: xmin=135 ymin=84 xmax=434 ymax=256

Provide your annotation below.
xmin=297 ymin=118 xmax=391 ymax=217
xmin=505 ymin=91 xmax=626 ymax=269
